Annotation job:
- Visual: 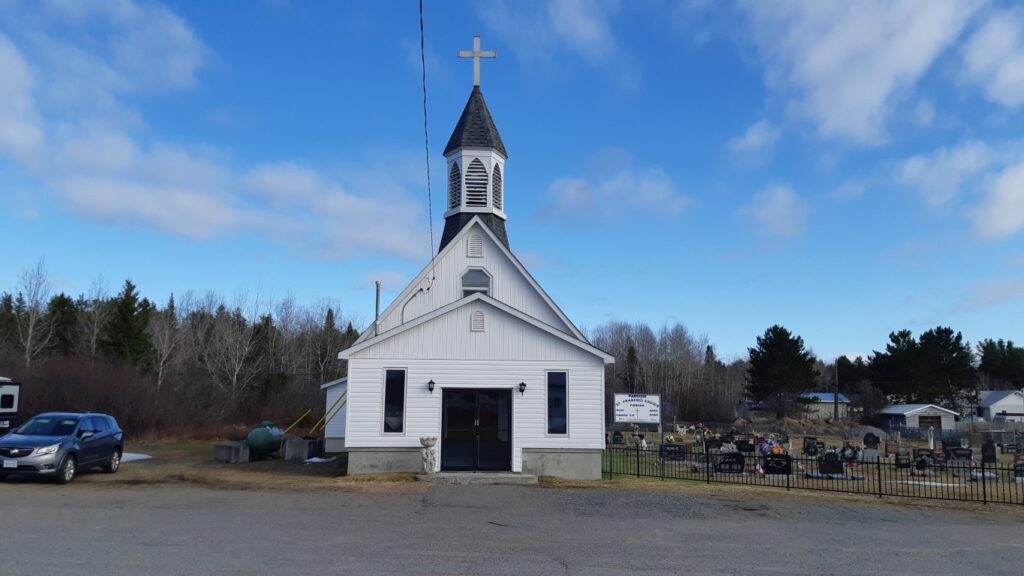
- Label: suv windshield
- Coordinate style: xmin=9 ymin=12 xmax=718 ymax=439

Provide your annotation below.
xmin=15 ymin=416 xmax=80 ymax=437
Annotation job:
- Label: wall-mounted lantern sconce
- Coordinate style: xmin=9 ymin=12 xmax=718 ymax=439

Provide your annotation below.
xmin=428 ymin=380 xmax=436 ymax=394
xmin=518 ymin=382 xmax=527 ymax=395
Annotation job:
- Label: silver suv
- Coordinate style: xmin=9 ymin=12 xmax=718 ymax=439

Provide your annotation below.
xmin=0 ymin=412 xmax=123 ymax=484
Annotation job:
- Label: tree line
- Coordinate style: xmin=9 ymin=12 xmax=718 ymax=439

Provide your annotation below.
xmin=744 ymin=324 xmax=1024 ymax=421
xmin=0 ymin=261 xmax=358 ymax=438
xmin=1 ymin=261 xmax=1020 ymax=434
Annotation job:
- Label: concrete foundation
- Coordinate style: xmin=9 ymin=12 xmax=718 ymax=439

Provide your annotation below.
xmin=213 ymin=442 xmax=249 ymax=464
xmin=324 ymin=437 xmax=346 ymax=453
xmin=346 ymin=447 xmax=422 ymax=475
xmin=522 ymin=449 xmax=602 ymax=480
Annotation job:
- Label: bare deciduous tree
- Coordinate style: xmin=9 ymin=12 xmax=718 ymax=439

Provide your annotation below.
xmin=77 ymin=276 xmax=113 ymax=360
xmin=14 ymin=260 xmax=54 ymax=367
xmin=148 ymin=294 xmax=184 ymax=391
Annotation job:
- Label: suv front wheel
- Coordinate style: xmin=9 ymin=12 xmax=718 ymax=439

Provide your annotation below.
xmin=103 ymin=449 xmax=122 ymax=474
xmin=55 ymin=455 xmax=76 ymax=485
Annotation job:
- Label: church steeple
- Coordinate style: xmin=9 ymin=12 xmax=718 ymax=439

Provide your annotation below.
xmin=439 ymin=36 xmax=509 ymax=253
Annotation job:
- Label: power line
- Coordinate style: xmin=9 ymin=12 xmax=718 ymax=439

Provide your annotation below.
xmin=418 ymin=0 xmax=436 ymax=283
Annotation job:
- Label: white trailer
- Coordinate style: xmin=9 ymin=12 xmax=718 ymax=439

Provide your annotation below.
xmin=0 ymin=377 xmax=21 ymax=434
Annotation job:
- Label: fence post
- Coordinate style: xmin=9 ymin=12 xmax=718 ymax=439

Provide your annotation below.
xmin=786 ymin=460 xmax=790 ymax=491
xmin=636 ymin=442 xmax=640 ymax=478
xmin=876 ymin=458 xmax=883 ymax=499
xmin=705 ymin=451 xmax=711 ymax=484
xmin=981 ymin=459 xmax=987 ymax=505
xmin=609 ymin=447 xmax=614 ymax=479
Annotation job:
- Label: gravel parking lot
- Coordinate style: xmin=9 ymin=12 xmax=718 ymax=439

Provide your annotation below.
xmin=1 ymin=477 xmax=1022 ymax=575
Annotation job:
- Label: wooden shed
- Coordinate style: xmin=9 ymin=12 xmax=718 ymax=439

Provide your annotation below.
xmin=879 ymin=404 xmax=958 ymax=431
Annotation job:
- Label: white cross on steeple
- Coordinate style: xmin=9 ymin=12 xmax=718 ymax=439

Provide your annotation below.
xmin=458 ymin=35 xmax=496 ymax=87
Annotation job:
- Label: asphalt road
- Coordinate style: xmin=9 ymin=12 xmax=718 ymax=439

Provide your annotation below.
xmin=1 ymin=479 xmax=1022 ymax=575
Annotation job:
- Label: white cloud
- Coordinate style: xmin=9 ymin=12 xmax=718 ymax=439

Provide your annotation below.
xmin=740 ymin=185 xmax=809 ymax=239
xmin=0 ymin=0 xmax=430 ymax=262
xmin=830 ymin=181 xmax=866 ymax=202
xmin=544 ymin=166 xmax=689 ymax=220
xmin=727 ymin=119 xmax=779 ymax=158
xmin=479 ymin=0 xmax=638 ymax=88
xmin=962 ymin=9 xmax=1024 ymax=108
xmin=740 ymin=0 xmax=982 ymax=144
xmin=957 ymin=279 xmax=1024 ymax=313
xmin=914 ymin=100 xmax=936 ymax=126
xmin=973 ymin=163 xmax=1024 ymax=239
xmin=899 ymin=141 xmax=995 ymax=207
xmin=0 ymin=34 xmax=43 ymax=166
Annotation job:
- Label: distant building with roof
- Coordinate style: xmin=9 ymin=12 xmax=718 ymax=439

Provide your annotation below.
xmin=974 ymin=390 xmax=1024 ymax=422
xmin=801 ymin=392 xmax=851 ymax=421
xmin=879 ymin=404 xmax=959 ymax=431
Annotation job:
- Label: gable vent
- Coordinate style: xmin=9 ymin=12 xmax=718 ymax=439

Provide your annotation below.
xmin=492 ymin=164 xmax=503 ymax=210
xmin=465 ymin=159 xmax=488 ymax=207
xmin=467 ymin=233 xmax=483 ymax=258
xmin=448 ymin=162 xmax=461 ymax=209
xmin=470 ymin=310 xmax=485 ymax=332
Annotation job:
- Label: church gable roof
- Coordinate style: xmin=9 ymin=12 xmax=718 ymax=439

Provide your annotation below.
xmin=340 ymin=292 xmax=613 ymax=363
xmin=444 ymin=87 xmax=507 ymax=158
xmin=353 ymin=217 xmax=587 ymax=346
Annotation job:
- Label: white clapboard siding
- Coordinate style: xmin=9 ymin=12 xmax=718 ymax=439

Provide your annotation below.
xmin=375 ymin=222 xmax=571 ymax=336
xmin=324 ymin=382 xmax=347 ymax=442
xmin=345 ymin=302 xmax=605 ymax=472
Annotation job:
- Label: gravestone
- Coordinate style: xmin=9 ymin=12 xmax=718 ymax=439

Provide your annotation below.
xmin=1003 ymin=444 xmax=1018 ymax=455
xmin=802 ymin=437 xmax=820 ymax=457
xmin=819 ymin=452 xmax=844 ymax=475
xmin=1015 ymin=454 xmax=1024 ymax=483
xmin=914 ymin=448 xmax=935 ymax=461
xmin=895 ymin=450 xmax=913 ymax=469
xmin=764 ymin=454 xmax=792 ymax=475
xmin=735 ymin=439 xmax=755 ymax=453
xmin=612 ymin=431 xmax=624 ymax=445
xmin=715 ymin=452 xmax=745 ymax=473
xmin=884 ymin=440 xmax=898 ymax=457
xmin=861 ymin=448 xmax=880 ymax=462
xmin=661 ymin=443 xmax=685 ymax=462
xmin=982 ymin=441 xmax=998 ymax=465
xmin=706 ymin=437 xmax=723 ymax=451
xmin=863 ymin=433 xmax=880 ymax=449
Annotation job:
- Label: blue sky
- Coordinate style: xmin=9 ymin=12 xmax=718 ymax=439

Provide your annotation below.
xmin=1 ymin=0 xmax=1023 ymax=361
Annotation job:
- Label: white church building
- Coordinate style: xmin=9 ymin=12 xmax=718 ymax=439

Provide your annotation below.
xmin=324 ymin=45 xmax=613 ymax=479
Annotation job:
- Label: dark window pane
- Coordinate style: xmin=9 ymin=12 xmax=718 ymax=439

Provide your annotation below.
xmin=461 ymin=269 xmax=490 ymax=296
xmin=384 ymin=370 xmax=406 ymax=433
xmin=547 ymin=372 xmax=567 ymax=434
xmin=0 ymin=394 xmax=13 ymax=409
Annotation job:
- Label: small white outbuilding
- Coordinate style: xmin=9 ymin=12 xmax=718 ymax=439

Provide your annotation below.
xmin=879 ymin=404 xmax=959 ymax=431
xmin=976 ymin=390 xmax=1024 ymax=422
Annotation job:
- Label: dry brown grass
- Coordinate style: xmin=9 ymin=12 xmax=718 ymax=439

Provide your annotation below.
xmin=75 ymin=441 xmax=423 ymax=495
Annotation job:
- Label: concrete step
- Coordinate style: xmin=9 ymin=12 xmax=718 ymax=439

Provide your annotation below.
xmin=416 ymin=472 xmax=538 ymax=485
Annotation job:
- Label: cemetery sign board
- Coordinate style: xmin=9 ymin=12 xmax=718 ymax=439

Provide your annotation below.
xmin=613 ymin=394 xmax=661 ymax=424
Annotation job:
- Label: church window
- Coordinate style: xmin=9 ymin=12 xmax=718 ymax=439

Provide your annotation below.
xmin=461 ymin=268 xmax=490 ymax=297
xmin=547 ymin=371 xmax=567 ymax=435
xmin=383 ymin=369 xmax=406 ymax=434
xmin=447 ymin=163 xmax=461 ymax=209
xmin=492 ymin=164 xmax=503 ymax=210
xmin=465 ymin=159 xmax=488 ymax=206
xmin=467 ymin=234 xmax=483 ymax=258
xmin=470 ymin=310 xmax=485 ymax=332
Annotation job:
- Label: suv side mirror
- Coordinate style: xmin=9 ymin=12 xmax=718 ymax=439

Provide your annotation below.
xmin=79 ymin=430 xmax=94 ymax=440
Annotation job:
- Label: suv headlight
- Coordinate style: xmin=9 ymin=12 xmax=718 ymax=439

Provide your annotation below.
xmin=35 ymin=444 xmax=60 ymax=457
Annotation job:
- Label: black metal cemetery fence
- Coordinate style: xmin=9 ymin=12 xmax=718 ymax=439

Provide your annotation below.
xmin=603 ymin=445 xmax=1024 ymax=506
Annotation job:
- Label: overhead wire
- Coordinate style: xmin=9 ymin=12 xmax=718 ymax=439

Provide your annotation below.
xmin=418 ymin=0 xmax=436 ymax=285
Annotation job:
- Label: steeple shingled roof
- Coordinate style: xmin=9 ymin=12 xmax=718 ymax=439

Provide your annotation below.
xmin=444 ymin=87 xmax=507 ymax=158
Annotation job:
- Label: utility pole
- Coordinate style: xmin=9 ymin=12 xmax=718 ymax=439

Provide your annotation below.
xmin=833 ymin=357 xmax=840 ymax=421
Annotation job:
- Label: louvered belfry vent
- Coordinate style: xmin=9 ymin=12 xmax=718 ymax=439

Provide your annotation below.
xmin=448 ymin=162 xmax=462 ymax=208
xmin=465 ymin=159 xmax=488 ymax=206
xmin=492 ymin=165 xmax=502 ymax=210
xmin=467 ymin=234 xmax=483 ymax=257
xmin=470 ymin=310 xmax=485 ymax=332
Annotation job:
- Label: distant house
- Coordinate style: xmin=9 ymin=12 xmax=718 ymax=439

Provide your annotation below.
xmin=879 ymin=404 xmax=959 ymax=431
xmin=801 ymin=392 xmax=850 ymax=421
xmin=975 ymin=390 xmax=1024 ymax=422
